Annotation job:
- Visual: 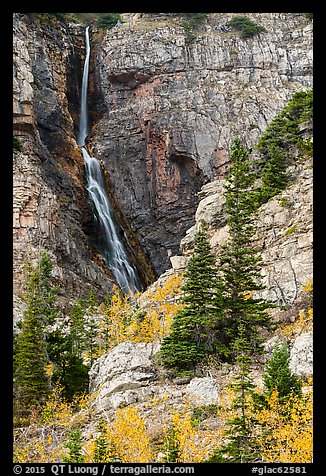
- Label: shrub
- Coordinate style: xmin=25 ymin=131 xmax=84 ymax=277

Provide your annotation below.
xmin=13 ymin=136 xmax=22 ymax=152
xmin=96 ymin=13 xmax=122 ymax=30
xmin=228 ymin=15 xmax=266 ymax=38
xmin=178 ymin=13 xmax=208 ymax=42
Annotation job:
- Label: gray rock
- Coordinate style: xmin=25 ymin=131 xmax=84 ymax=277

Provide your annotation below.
xmin=186 ymin=377 xmax=220 ymax=405
xmin=93 ymin=13 xmax=312 ymax=276
xmin=89 ymin=341 xmax=160 ymax=411
xmin=289 ymin=332 xmax=313 ymax=378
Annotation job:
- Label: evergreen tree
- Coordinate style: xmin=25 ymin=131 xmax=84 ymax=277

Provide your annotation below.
xmin=63 ymin=428 xmax=85 ymax=463
xmin=84 ymin=290 xmax=100 ymax=366
xmin=93 ymin=420 xmax=109 ymax=463
xmin=218 ymin=138 xmax=273 ymax=360
xmin=254 ymin=90 xmax=313 ymax=206
xmin=162 ymin=424 xmax=181 ymax=462
xmin=159 ymin=221 xmax=223 ymax=371
xmin=93 ymin=419 xmax=120 ymax=462
xmin=47 ymin=327 xmax=89 ymax=401
xmin=254 ymin=142 xmax=290 ymax=205
xmin=69 ymin=297 xmax=87 ymax=358
xmin=207 ymin=324 xmax=259 ymax=462
xmin=263 ymin=342 xmax=302 ymax=401
xmin=14 ymin=252 xmax=59 ymax=422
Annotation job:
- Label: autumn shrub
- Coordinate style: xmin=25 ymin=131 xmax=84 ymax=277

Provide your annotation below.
xmin=97 ymin=275 xmax=184 ymax=352
xmin=254 ymin=386 xmax=313 ymax=462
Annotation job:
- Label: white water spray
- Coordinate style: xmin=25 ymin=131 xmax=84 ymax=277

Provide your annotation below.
xmin=77 ymin=27 xmax=142 ymax=293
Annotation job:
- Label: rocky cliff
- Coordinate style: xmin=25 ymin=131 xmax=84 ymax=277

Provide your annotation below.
xmin=92 ymin=12 xmax=312 ymax=275
xmin=13 ymin=12 xmax=313 ymax=310
xmin=13 ymin=14 xmax=115 ymax=316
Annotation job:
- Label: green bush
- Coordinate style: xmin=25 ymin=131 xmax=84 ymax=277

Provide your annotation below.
xmin=228 ymin=15 xmax=266 ymax=38
xmin=96 ymin=13 xmax=122 ymax=30
xmin=178 ymin=13 xmax=208 ymax=42
xmin=13 ymin=136 xmax=22 ymax=152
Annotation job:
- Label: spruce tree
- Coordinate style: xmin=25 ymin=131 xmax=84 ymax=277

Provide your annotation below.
xmin=263 ymin=342 xmax=302 ymax=401
xmin=218 ymin=138 xmax=273 ymax=360
xmin=63 ymin=428 xmax=85 ymax=463
xmin=159 ymin=221 xmax=223 ymax=371
xmin=207 ymin=324 xmax=259 ymax=462
xmin=14 ymin=251 xmax=58 ymax=422
xmin=93 ymin=420 xmax=109 ymax=463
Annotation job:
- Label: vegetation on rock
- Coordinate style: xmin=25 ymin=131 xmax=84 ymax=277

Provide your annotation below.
xmin=95 ymin=13 xmax=122 ymax=30
xmin=13 ymin=136 xmax=22 ymax=152
xmin=228 ymin=15 xmax=266 ymax=38
xmin=254 ymin=89 xmax=313 ymax=206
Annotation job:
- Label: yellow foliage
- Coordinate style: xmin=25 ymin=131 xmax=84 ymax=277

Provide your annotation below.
xmin=279 ymin=307 xmax=313 ymax=339
xmin=302 ymin=278 xmax=313 ymax=293
xmin=242 ymin=290 xmax=254 ymax=300
xmin=97 ymin=275 xmax=184 ymax=350
xmin=162 ymin=406 xmax=221 ymax=463
xmin=254 ymin=386 xmax=313 ymax=463
xmin=14 ymin=387 xmax=91 ymax=463
xmin=110 ymin=407 xmax=154 ymax=462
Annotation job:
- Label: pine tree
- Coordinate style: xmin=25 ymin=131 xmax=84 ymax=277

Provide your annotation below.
xmin=218 ymin=138 xmax=273 ymax=360
xmin=263 ymin=342 xmax=302 ymax=401
xmin=159 ymin=221 xmax=223 ymax=371
xmin=63 ymin=428 xmax=85 ymax=463
xmin=207 ymin=324 xmax=259 ymax=462
xmin=162 ymin=424 xmax=181 ymax=463
xmin=14 ymin=251 xmax=59 ymax=422
xmin=93 ymin=420 xmax=109 ymax=462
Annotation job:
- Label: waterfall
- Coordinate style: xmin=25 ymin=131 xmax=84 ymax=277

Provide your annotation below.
xmin=77 ymin=26 xmax=90 ymax=147
xmin=77 ymin=26 xmax=142 ymax=294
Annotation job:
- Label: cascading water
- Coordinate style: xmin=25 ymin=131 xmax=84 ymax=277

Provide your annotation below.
xmin=77 ymin=26 xmax=142 ymax=294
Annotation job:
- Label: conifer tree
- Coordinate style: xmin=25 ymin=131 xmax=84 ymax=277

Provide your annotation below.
xmin=218 ymin=138 xmax=273 ymax=360
xmin=14 ymin=251 xmax=58 ymax=421
xmin=63 ymin=428 xmax=85 ymax=463
xmin=163 ymin=424 xmax=182 ymax=462
xmin=263 ymin=342 xmax=302 ymax=401
xmin=207 ymin=324 xmax=259 ymax=462
xmin=159 ymin=221 xmax=223 ymax=371
xmin=93 ymin=420 xmax=110 ymax=463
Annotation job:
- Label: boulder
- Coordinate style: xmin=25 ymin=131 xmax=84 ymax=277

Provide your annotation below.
xmin=186 ymin=377 xmax=220 ymax=405
xmin=289 ymin=332 xmax=313 ymax=378
xmin=89 ymin=341 xmax=160 ymax=410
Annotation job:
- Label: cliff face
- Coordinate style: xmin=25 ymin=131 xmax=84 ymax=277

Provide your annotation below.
xmin=13 ymin=14 xmax=115 ymax=316
xmin=13 ymin=12 xmax=313 ymax=313
xmin=92 ymin=13 xmax=312 ymax=275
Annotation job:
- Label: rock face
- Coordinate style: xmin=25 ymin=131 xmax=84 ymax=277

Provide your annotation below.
xmin=89 ymin=342 xmax=159 ymax=410
xmin=92 ymin=12 xmax=312 ymax=275
xmin=13 ymin=14 xmax=117 ymax=314
xmin=89 ymin=341 xmax=220 ymax=412
xmin=290 ymin=332 xmax=313 ymax=378
xmin=175 ymin=159 xmax=313 ymax=307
